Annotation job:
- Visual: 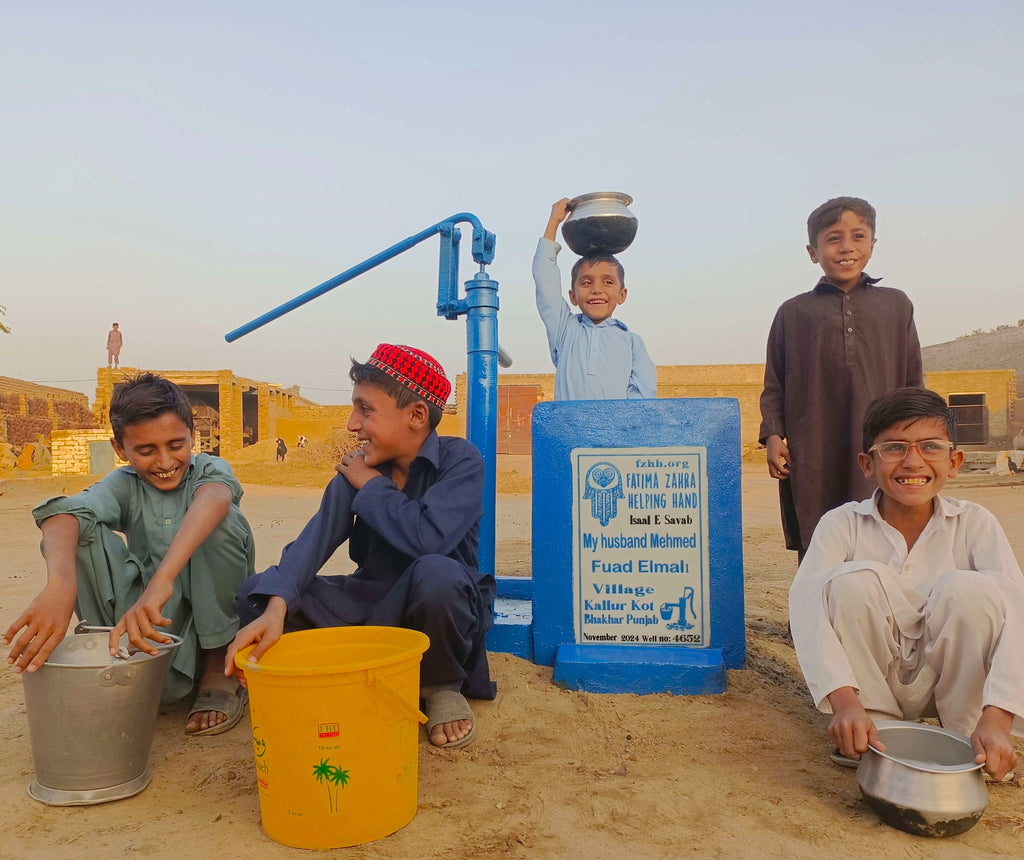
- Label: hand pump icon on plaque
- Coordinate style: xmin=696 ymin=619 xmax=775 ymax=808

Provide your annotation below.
xmin=661 ymin=588 xmax=696 ymax=631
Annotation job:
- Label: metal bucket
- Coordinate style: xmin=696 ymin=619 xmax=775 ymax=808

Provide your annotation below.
xmin=21 ymin=626 xmax=182 ymax=806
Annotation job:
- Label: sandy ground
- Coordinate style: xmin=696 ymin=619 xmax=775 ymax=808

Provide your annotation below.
xmin=1 ymin=462 xmax=1023 ymax=858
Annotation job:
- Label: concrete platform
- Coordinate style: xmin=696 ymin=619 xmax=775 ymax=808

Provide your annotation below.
xmin=552 ymin=644 xmax=727 ymax=695
xmin=486 ymin=576 xmax=534 ymax=660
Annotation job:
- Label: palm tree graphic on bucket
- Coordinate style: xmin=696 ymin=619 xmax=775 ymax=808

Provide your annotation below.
xmin=312 ymin=758 xmax=351 ymax=813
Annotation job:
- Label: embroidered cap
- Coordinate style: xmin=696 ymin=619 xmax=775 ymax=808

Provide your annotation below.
xmin=366 ymin=343 xmax=451 ymax=410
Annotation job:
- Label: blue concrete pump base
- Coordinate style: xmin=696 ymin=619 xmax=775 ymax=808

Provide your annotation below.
xmin=553 ymin=644 xmax=727 ymax=695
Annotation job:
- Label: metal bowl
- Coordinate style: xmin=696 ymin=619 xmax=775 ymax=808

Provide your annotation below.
xmin=856 ymin=720 xmax=987 ymax=837
xmin=561 ymin=192 xmax=638 ymax=256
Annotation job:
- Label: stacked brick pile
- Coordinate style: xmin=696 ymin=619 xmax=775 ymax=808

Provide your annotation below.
xmin=0 ymin=377 xmax=96 ymax=447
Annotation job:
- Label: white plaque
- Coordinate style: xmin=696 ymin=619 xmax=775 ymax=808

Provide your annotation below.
xmin=571 ymin=446 xmax=710 ymax=646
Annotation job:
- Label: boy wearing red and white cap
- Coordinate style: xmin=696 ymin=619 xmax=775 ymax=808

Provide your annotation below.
xmin=227 ymin=344 xmax=494 ymax=749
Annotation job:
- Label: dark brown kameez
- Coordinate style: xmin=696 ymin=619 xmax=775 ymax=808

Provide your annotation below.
xmin=759 ymin=274 xmax=923 ymax=552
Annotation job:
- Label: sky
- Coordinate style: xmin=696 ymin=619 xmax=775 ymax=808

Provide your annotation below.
xmin=2 ymin=1 xmax=1022 ymax=404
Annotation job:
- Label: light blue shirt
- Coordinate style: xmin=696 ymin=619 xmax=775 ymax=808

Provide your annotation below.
xmin=532 ymin=237 xmax=657 ymax=401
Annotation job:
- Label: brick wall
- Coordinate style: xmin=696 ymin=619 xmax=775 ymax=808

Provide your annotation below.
xmin=657 ymin=364 xmax=765 ymax=451
xmin=1 ymin=376 xmax=94 ymax=445
xmin=459 ymin=365 xmax=766 ymax=452
xmin=50 ymin=429 xmax=124 ymax=475
xmin=454 ymin=365 xmax=1018 ymax=449
xmin=0 ymin=376 xmax=89 ymax=406
xmin=272 ymin=405 xmax=353 ymax=446
xmin=924 ymin=369 xmax=1016 ymax=441
xmin=218 ymin=374 xmax=242 ymax=460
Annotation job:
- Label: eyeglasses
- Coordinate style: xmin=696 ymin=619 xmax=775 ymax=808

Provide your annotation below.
xmin=867 ymin=440 xmax=956 ymax=462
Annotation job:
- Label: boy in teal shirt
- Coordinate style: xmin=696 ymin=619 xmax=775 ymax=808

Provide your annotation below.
xmin=4 ymin=373 xmax=254 ymax=735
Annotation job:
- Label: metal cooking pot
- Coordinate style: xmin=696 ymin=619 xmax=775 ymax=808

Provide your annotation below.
xmin=856 ymin=720 xmax=988 ymax=837
xmin=561 ymin=192 xmax=638 ymax=256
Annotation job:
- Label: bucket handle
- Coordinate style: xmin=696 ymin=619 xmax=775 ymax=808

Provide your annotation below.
xmin=76 ymin=621 xmax=183 ymax=658
xmin=368 ymin=671 xmax=428 ymax=724
xmin=92 ymin=632 xmax=183 ymax=686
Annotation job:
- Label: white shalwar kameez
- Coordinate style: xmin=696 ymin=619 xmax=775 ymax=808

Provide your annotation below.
xmin=789 ymin=491 xmax=1024 ymax=736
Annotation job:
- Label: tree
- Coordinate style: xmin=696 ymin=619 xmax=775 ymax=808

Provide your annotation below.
xmin=0 ymin=304 xmax=9 ymax=335
xmin=312 ymin=757 xmax=350 ymax=813
xmin=329 ymin=764 xmax=350 ymax=810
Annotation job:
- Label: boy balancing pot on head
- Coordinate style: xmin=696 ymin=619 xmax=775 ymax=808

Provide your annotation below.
xmin=4 ymin=373 xmax=255 ymax=735
xmin=533 ymin=198 xmax=657 ymax=401
xmin=789 ymin=388 xmax=1023 ymax=781
xmin=227 ymin=344 xmax=495 ymax=750
xmin=759 ymin=196 xmax=923 ymax=558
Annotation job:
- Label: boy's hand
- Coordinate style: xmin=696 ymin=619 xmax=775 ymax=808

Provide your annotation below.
xmin=336 ymin=448 xmax=379 ymax=490
xmin=971 ymin=705 xmax=1017 ymax=781
xmin=765 ymin=435 xmax=791 ymax=480
xmin=225 ymin=597 xmax=287 ymax=685
xmin=827 ymin=686 xmax=884 ymax=759
xmin=109 ymin=574 xmax=176 ymax=657
xmin=543 ymin=197 xmax=572 ymax=241
xmin=110 ymin=480 xmax=232 ymax=657
xmin=3 ymin=579 xmax=77 ymax=673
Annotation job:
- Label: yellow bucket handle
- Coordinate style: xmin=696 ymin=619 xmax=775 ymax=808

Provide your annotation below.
xmin=368 ymin=671 xmax=427 ymax=724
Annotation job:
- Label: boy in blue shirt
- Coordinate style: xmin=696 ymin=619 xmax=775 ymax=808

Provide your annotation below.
xmin=5 ymin=373 xmax=254 ymax=735
xmin=228 ymin=344 xmax=495 ymax=750
xmin=533 ymin=198 xmax=657 ymax=400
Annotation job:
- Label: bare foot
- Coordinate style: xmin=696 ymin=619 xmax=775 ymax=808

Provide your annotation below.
xmin=430 ymin=717 xmax=473 ymax=747
xmin=186 ymin=645 xmax=243 ymax=734
xmin=422 ymin=687 xmax=476 ymax=749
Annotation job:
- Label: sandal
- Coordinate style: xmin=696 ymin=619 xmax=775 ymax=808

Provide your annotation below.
xmin=186 ymin=684 xmax=248 ymax=736
xmin=424 ymin=689 xmax=476 ymax=750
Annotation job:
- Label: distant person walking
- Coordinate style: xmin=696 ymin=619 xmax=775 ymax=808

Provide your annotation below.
xmin=106 ymin=323 xmax=123 ymax=368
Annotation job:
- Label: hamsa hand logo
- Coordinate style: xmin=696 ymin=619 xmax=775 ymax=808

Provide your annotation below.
xmin=584 ymin=462 xmax=623 ymax=526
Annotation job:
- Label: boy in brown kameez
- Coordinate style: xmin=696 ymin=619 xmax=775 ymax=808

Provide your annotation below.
xmin=759 ymin=197 xmax=923 ymax=557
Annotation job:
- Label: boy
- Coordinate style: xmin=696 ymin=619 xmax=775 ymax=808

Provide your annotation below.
xmin=759 ymin=196 xmax=923 ymax=557
xmin=533 ymin=198 xmax=657 ymax=400
xmin=789 ymin=388 xmax=1023 ymax=780
xmin=227 ymin=344 xmax=496 ymax=750
xmin=107 ymin=322 xmax=123 ymax=368
xmin=4 ymin=373 xmax=254 ymax=735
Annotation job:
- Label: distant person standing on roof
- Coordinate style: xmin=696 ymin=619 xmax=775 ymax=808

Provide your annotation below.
xmin=106 ymin=323 xmax=123 ymax=368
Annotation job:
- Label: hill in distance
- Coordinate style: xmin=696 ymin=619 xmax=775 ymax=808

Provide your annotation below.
xmin=923 ymin=322 xmax=1024 ymax=392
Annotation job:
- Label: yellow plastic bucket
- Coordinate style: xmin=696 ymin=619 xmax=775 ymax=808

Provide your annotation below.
xmin=236 ymin=626 xmax=429 ymax=849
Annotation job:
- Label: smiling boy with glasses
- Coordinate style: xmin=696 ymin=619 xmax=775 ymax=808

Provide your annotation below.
xmin=789 ymin=387 xmax=1024 ymax=780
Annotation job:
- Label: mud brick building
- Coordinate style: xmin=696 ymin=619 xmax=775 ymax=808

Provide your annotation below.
xmin=92 ymin=368 xmax=322 ymax=461
xmin=4 ymin=363 xmax=1016 ymax=476
xmin=44 ymin=368 xmax=350 ymax=475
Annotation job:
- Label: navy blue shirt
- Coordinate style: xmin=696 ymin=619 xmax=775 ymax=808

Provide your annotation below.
xmin=248 ymin=432 xmax=484 ymax=610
